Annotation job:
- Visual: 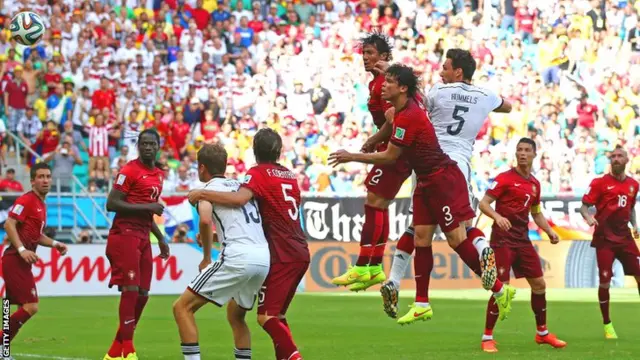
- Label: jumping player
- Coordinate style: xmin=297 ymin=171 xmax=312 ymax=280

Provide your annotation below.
xmin=173 ymin=144 xmax=270 ymax=360
xmin=329 ymin=64 xmax=515 ymax=324
xmin=331 ymin=33 xmax=412 ymax=292
xmin=580 ymin=145 xmax=640 ymax=339
xmin=377 ymin=48 xmax=512 ymax=319
xmin=478 ymin=138 xmax=566 ymax=352
xmin=188 ymin=128 xmax=308 ymax=360
xmin=1 ymin=163 xmax=68 ymax=346
xmin=104 ymin=129 xmax=171 ymax=360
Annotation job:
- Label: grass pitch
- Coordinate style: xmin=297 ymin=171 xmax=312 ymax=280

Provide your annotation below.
xmin=9 ymin=289 xmax=640 ymax=359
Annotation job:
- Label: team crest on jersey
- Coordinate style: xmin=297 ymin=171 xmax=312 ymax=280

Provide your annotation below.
xmin=394 ymin=127 xmax=405 ymax=140
xmin=532 ymin=184 xmax=537 ymax=193
xmin=159 ymin=175 xmax=164 ymax=182
xmin=630 ymin=186 xmax=634 ymax=195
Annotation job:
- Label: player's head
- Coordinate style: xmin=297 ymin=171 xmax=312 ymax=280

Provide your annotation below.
xmin=253 ymin=128 xmax=283 ymax=164
xmin=609 ymin=145 xmax=628 ymax=175
xmin=359 ymin=32 xmax=392 ymax=72
xmin=441 ymin=49 xmax=476 ymax=84
xmin=137 ymin=129 xmax=160 ymax=163
xmin=516 ymin=137 xmax=537 ymax=168
xmin=197 ymin=144 xmax=228 ymax=181
xmin=382 ymin=64 xmax=419 ymax=102
xmin=30 ymin=162 xmax=52 ymax=196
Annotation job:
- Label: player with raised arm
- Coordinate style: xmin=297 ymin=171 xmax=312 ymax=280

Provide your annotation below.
xmin=478 ymin=138 xmax=566 ymax=352
xmin=104 ymin=129 xmax=171 ymax=360
xmin=329 ymin=64 xmax=515 ymax=325
xmin=1 ymin=163 xmax=68 ymax=347
xmin=580 ymin=145 xmax=640 ymax=339
xmin=173 ymin=144 xmax=270 ymax=360
xmin=188 ymin=128 xmax=307 ymax=360
xmin=330 ymin=33 xmax=413 ymax=292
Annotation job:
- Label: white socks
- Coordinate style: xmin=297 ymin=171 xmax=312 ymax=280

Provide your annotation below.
xmin=472 ymin=235 xmax=490 ymax=256
xmin=389 ymin=249 xmax=412 ymax=288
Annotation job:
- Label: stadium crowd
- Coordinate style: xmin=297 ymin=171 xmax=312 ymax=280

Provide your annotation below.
xmin=0 ymin=0 xmax=639 ymax=197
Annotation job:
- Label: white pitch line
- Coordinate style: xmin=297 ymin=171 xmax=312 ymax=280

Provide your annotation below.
xmin=14 ymin=353 xmax=92 ymax=360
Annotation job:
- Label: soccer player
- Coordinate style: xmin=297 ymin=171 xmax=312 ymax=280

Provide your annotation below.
xmin=378 ymin=48 xmax=513 ymax=318
xmin=1 ymin=163 xmax=68 ymax=345
xmin=580 ymin=145 xmax=640 ymax=339
xmin=331 ymin=33 xmax=412 ymax=292
xmin=104 ymin=129 xmax=171 ymax=360
xmin=478 ymin=138 xmax=566 ymax=352
xmin=329 ymin=64 xmax=515 ymax=324
xmin=173 ymin=144 xmax=270 ymax=360
xmin=188 ymin=128 xmax=307 ymax=360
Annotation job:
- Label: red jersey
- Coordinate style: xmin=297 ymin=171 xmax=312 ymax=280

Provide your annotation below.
xmin=0 ymin=179 xmax=24 ymax=192
xmin=92 ymin=89 xmax=116 ymax=110
xmin=486 ymin=169 xmax=541 ymax=248
xmin=582 ymin=174 xmax=638 ymax=248
xmin=5 ymin=80 xmax=29 ymax=109
xmin=242 ymin=163 xmax=309 ymax=264
xmin=4 ymin=191 xmax=46 ymax=256
xmin=389 ymin=99 xmax=454 ymax=179
xmin=171 ymin=122 xmax=191 ymax=151
xmin=367 ymin=74 xmax=392 ymax=128
xmin=111 ymin=159 xmax=164 ymax=238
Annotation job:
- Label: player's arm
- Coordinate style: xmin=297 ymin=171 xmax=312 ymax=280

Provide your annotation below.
xmin=152 ymin=222 xmax=170 ymax=259
xmin=493 ymin=98 xmax=512 ymax=113
xmin=531 ymin=206 xmax=558 ymax=243
xmin=38 ymin=233 xmax=68 ymax=255
xmin=478 ymin=194 xmax=512 ymax=231
xmin=580 ymin=180 xmax=599 ymax=227
xmin=362 ymin=109 xmax=394 ymax=152
xmin=330 ymin=141 xmax=402 ymax=166
xmin=187 ymin=187 xmax=253 ymax=208
xmin=4 ymin=218 xmax=38 ymax=264
xmin=197 ymin=201 xmax=215 ymax=269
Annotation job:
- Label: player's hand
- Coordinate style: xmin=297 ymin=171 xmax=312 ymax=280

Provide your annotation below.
xmin=20 ymin=249 xmax=38 ymax=264
xmin=147 ymin=202 xmax=165 ymax=216
xmin=187 ymin=189 xmax=203 ymax=206
xmin=328 ymin=150 xmax=353 ymax=167
xmin=199 ymin=257 xmax=212 ymax=271
xmin=373 ymin=60 xmax=390 ymax=75
xmin=494 ymin=216 xmax=512 ymax=231
xmin=585 ymin=216 xmax=598 ymax=227
xmin=547 ymin=231 xmax=560 ymax=244
xmin=54 ymin=242 xmax=68 ymax=255
xmin=361 ymin=137 xmax=378 ymax=153
xmin=158 ymin=240 xmax=170 ymax=259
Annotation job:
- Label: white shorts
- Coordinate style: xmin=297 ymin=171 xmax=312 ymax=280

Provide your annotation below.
xmin=188 ymin=260 xmax=269 ymax=310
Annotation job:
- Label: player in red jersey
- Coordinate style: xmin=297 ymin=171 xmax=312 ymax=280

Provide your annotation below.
xmin=329 ymin=64 xmax=515 ymax=324
xmin=103 ymin=129 xmax=170 ymax=360
xmin=1 ymin=163 xmax=68 ymax=347
xmin=188 ymin=128 xmax=308 ymax=360
xmin=580 ymin=145 xmax=640 ymax=339
xmin=478 ymin=138 xmax=566 ymax=352
xmin=331 ymin=33 xmax=413 ymax=292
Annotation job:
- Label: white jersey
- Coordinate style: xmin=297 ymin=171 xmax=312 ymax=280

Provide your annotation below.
xmin=426 ymin=82 xmax=502 ymax=167
xmin=203 ymin=177 xmax=269 ymax=266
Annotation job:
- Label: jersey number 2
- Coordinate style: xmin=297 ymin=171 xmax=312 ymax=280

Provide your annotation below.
xmin=282 ymin=184 xmax=299 ymax=221
xmin=447 ymin=105 xmax=469 ymax=136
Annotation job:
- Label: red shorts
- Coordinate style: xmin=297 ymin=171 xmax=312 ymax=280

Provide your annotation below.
xmin=106 ymin=234 xmax=153 ymax=291
xmin=412 ymin=165 xmax=475 ymax=232
xmin=365 ymin=154 xmax=411 ymax=200
xmin=595 ymin=242 xmax=640 ymax=283
xmin=257 ymin=262 xmax=309 ymax=316
xmin=493 ymin=244 xmax=544 ymax=282
xmin=2 ymin=254 xmax=38 ymax=305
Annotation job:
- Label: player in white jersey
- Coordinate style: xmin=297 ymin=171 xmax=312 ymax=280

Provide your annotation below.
xmin=378 ymin=49 xmax=512 ymax=320
xmin=173 ymin=144 xmax=269 ymax=360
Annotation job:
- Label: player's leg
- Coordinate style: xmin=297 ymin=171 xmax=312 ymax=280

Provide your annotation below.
xmin=481 ymin=247 xmax=512 ymax=353
xmin=227 ymin=300 xmax=251 ymax=360
xmin=2 ymin=255 xmax=39 ymax=342
xmin=173 ymin=289 xmax=209 ymax=360
xmin=595 ymin=247 xmax=617 ymax=339
xmin=380 ymin=225 xmax=415 ymax=318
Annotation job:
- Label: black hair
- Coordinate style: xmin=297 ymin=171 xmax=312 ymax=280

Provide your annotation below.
xmin=517 ymin=137 xmax=537 ymax=153
xmin=253 ymin=128 xmax=283 ymax=164
xmin=386 ymin=64 xmax=420 ymax=98
xmin=197 ymin=144 xmax=228 ymax=176
xmin=30 ymin=162 xmax=51 ymax=180
xmin=359 ymin=32 xmax=393 ymax=61
xmin=446 ymin=48 xmax=476 ymax=81
xmin=138 ymin=129 xmax=161 ymax=144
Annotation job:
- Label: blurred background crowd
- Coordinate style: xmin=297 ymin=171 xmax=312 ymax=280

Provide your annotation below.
xmin=0 ymin=0 xmax=639 ymax=198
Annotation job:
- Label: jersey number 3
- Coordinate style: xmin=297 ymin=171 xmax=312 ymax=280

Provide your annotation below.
xmin=447 ymin=105 xmax=469 ymax=136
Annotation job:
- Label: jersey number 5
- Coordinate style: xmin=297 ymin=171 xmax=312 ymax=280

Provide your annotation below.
xmin=447 ymin=105 xmax=469 ymax=136
xmin=282 ymin=184 xmax=299 ymax=221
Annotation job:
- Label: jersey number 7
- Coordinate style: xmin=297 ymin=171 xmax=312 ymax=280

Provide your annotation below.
xmin=447 ymin=105 xmax=469 ymax=136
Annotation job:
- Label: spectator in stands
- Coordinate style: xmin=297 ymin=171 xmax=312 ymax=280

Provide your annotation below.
xmin=43 ymin=141 xmax=83 ymax=192
xmin=17 ymin=107 xmax=42 ymax=148
xmin=172 ymin=223 xmax=194 ymax=244
xmin=0 ymin=168 xmax=24 ymax=192
xmin=4 ymin=65 xmax=29 ymax=151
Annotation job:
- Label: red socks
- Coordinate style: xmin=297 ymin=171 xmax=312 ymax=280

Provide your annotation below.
xmin=370 ymin=207 xmax=389 ymax=265
xmin=531 ymin=292 xmax=547 ymax=327
xmin=119 ymin=291 xmax=138 ymax=356
xmin=396 ymin=227 xmax=415 ymax=254
xmin=598 ymin=287 xmax=611 ymax=324
xmin=262 ymin=317 xmax=298 ymax=360
xmin=8 ymin=307 xmax=32 ymax=341
xmin=414 ymin=246 xmax=433 ymax=303
xmin=453 ymin=237 xmax=483 ymax=276
xmin=110 ymin=294 xmax=148 ymax=357
xmin=357 ymin=205 xmax=386 ymax=266
xmin=484 ymin=296 xmax=499 ymax=334
xmin=134 ymin=295 xmax=149 ymax=328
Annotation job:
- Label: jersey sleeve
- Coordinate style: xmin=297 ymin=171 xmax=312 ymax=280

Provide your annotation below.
xmin=390 ymin=111 xmax=416 ymax=147
xmin=9 ymin=196 xmax=29 ymax=223
xmin=425 ymin=84 xmax=439 ymax=113
xmin=241 ymin=167 xmax=264 ymax=197
xmin=486 ymin=173 xmax=508 ymax=200
xmin=531 ymin=180 xmax=542 ymax=214
xmin=486 ymin=89 xmax=504 ymax=111
xmin=582 ymin=179 xmax=600 ymax=205
xmin=113 ymin=164 xmax=137 ymax=194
